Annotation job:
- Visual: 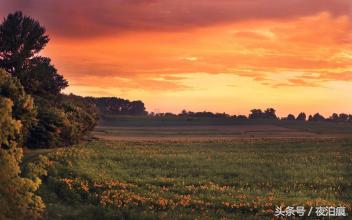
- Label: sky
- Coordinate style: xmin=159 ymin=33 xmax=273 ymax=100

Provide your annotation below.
xmin=1 ymin=0 xmax=352 ymax=116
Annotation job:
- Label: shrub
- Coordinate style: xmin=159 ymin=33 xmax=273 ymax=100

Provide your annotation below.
xmin=0 ymin=69 xmax=37 ymax=144
xmin=0 ymin=97 xmax=45 ymax=219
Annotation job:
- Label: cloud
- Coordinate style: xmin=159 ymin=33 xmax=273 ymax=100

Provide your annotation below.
xmin=68 ymin=75 xmax=191 ymax=91
xmin=0 ymin=0 xmax=350 ymax=38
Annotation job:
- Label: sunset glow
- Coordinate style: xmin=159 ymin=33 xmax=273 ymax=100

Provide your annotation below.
xmin=2 ymin=0 xmax=351 ymax=116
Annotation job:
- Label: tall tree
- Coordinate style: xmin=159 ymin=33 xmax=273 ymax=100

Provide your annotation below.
xmin=0 ymin=11 xmax=48 ymax=75
xmin=0 ymin=11 xmax=68 ymax=96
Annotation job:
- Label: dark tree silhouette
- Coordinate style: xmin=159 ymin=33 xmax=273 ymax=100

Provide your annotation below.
xmin=309 ymin=113 xmax=325 ymax=121
xmin=20 ymin=57 xmax=68 ymax=97
xmin=329 ymin=113 xmax=349 ymax=122
xmin=338 ymin=113 xmax=349 ymax=122
xmin=285 ymin=114 xmax=295 ymax=120
xmin=330 ymin=113 xmax=339 ymax=122
xmin=263 ymin=108 xmax=278 ymax=120
xmin=86 ymin=97 xmax=147 ymax=115
xmin=0 ymin=11 xmax=67 ymax=96
xmin=249 ymin=109 xmax=264 ymax=119
xmin=249 ymin=108 xmax=277 ymax=120
xmin=0 ymin=11 xmax=48 ymax=75
xmin=296 ymin=112 xmax=306 ymax=121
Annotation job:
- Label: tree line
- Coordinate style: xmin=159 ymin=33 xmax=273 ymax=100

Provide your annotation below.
xmin=85 ymin=96 xmax=147 ymax=115
xmin=151 ymin=108 xmax=352 ymax=122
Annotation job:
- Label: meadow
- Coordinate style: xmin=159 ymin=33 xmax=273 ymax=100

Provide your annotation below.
xmin=25 ymin=119 xmax=352 ymax=219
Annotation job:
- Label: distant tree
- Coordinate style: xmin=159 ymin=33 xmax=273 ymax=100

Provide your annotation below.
xmin=180 ymin=109 xmax=188 ymax=117
xmin=249 ymin=108 xmax=277 ymax=120
xmin=286 ymin=114 xmax=295 ymax=121
xmin=329 ymin=113 xmax=349 ymax=122
xmin=264 ymin=108 xmax=278 ymax=120
xmin=236 ymin=115 xmax=248 ymax=120
xmin=86 ymin=97 xmax=147 ymax=115
xmin=164 ymin=112 xmax=177 ymax=117
xmin=329 ymin=113 xmax=339 ymax=122
xmin=309 ymin=113 xmax=325 ymax=122
xmin=0 ymin=11 xmax=68 ymax=96
xmin=249 ymin=109 xmax=263 ymax=119
xmin=338 ymin=113 xmax=349 ymax=122
xmin=296 ymin=112 xmax=306 ymax=121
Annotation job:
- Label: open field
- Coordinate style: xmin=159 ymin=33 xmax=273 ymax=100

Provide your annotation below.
xmin=94 ymin=115 xmax=352 ymax=141
xmin=25 ymin=119 xmax=352 ymax=219
xmin=93 ymin=125 xmax=319 ymax=141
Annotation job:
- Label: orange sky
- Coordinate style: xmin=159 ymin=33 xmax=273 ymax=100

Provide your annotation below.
xmin=1 ymin=0 xmax=352 ymax=116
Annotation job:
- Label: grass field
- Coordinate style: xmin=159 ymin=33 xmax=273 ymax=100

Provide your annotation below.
xmin=25 ymin=118 xmax=352 ymax=219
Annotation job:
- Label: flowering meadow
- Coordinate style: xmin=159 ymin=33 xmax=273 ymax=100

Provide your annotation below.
xmin=31 ymin=138 xmax=352 ymax=219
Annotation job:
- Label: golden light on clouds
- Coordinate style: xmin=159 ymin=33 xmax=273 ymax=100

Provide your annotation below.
xmin=2 ymin=0 xmax=351 ymax=115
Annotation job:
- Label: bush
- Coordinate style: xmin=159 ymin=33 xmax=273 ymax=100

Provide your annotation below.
xmin=0 ymin=97 xmax=45 ymax=219
xmin=0 ymin=69 xmax=37 ymax=144
xmin=27 ymin=95 xmax=98 ymax=148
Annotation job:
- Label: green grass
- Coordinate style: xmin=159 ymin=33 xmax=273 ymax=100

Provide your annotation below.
xmin=32 ymin=138 xmax=352 ymax=219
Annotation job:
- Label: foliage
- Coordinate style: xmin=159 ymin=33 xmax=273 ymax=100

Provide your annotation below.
xmin=309 ymin=113 xmax=325 ymax=122
xmin=0 ymin=11 xmax=96 ymax=148
xmin=20 ymin=56 xmax=68 ymax=98
xmin=0 ymin=69 xmax=37 ymax=143
xmin=27 ymin=104 xmax=67 ymax=148
xmin=0 ymin=11 xmax=68 ymax=97
xmin=86 ymin=97 xmax=147 ymax=115
xmin=0 ymin=11 xmax=48 ymax=75
xmin=296 ymin=112 xmax=306 ymax=121
xmin=249 ymin=108 xmax=278 ymax=120
xmin=27 ymin=95 xmax=98 ymax=148
xmin=0 ymin=97 xmax=45 ymax=220
xmin=60 ymin=94 xmax=98 ymax=145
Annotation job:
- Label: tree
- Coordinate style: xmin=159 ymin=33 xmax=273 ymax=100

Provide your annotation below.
xmin=27 ymin=95 xmax=98 ymax=148
xmin=330 ymin=113 xmax=339 ymax=122
xmin=339 ymin=113 xmax=349 ymax=122
xmin=249 ymin=108 xmax=277 ymax=120
xmin=0 ymin=11 xmax=48 ymax=76
xmin=0 ymin=11 xmax=68 ymax=97
xmin=0 ymin=69 xmax=37 ymax=144
xmin=309 ymin=113 xmax=325 ymax=122
xmin=86 ymin=97 xmax=147 ymax=115
xmin=249 ymin=109 xmax=264 ymax=119
xmin=286 ymin=114 xmax=295 ymax=120
xmin=263 ymin=108 xmax=278 ymax=120
xmin=0 ymin=97 xmax=45 ymax=220
xmin=20 ymin=56 xmax=68 ymax=97
xmin=296 ymin=112 xmax=306 ymax=121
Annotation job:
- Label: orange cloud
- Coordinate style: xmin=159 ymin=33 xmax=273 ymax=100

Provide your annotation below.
xmin=1 ymin=0 xmax=350 ymax=37
xmin=42 ymin=13 xmax=351 ymax=89
xmin=1 ymin=2 xmax=351 ymax=114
